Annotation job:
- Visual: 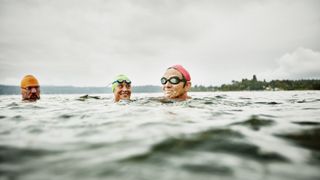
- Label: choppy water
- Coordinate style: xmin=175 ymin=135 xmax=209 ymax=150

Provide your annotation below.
xmin=0 ymin=91 xmax=320 ymax=180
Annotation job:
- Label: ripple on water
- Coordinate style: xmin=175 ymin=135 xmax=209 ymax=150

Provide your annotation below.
xmin=255 ymin=101 xmax=281 ymax=105
xmin=25 ymin=125 xmax=44 ymax=134
xmin=59 ymin=114 xmax=75 ymax=119
xmin=181 ymin=163 xmax=233 ymax=175
xmin=292 ymin=121 xmax=320 ymax=126
xmin=276 ymin=128 xmax=320 ymax=152
xmin=257 ymin=114 xmax=277 ymax=118
xmin=275 ymin=127 xmax=320 ymax=165
xmin=230 ymin=115 xmax=275 ymax=131
xmin=302 ymin=107 xmax=320 ymax=110
xmin=76 ymin=129 xmax=101 ymax=137
xmin=0 ymin=145 xmax=63 ymax=178
xmin=215 ymin=95 xmax=227 ymax=99
xmin=6 ymin=102 xmax=19 ymax=107
xmin=239 ymin=97 xmax=251 ymax=100
xmin=7 ymin=102 xmax=21 ymax=110
xmin=289 ymin=99 xmax=320 ymax=104
xmin=203 ymin=101 xmax=214 ymax=105
xmin=0 ymin=130 xmax=11 ymax=135
xmin=10 ymin=115 xmax=25 ymax=121
xmin=123 ymin=128 xmax=288 ymax=164
xmin=0 ymin=145 xmax=61 ymax=163
xmin=297 ymin=100 xmax=307 ymax=103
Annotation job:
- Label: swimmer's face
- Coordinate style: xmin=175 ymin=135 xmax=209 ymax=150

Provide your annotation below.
xmin=162 ymin=68 xmax=191 ymax=100
xmin=114 ymin=82 xmax=131 ymax=102
xmin=21 ymin=86 xmax=40 ymax=102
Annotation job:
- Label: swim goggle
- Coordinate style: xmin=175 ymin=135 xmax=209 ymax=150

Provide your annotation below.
xmin=161 ymin=76 xmax=186 ymax=85
xmin=21 ymin=86 xmax=40 ymax=91
xmin=112 ymin=80 xmax=131 ymax=85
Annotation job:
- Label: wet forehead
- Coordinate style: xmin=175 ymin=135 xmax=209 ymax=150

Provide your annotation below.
xmin=163 ymin=68 xmax=183 ymax=78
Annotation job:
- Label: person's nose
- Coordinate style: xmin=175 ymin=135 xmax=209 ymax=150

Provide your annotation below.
xmin=121 ymin=86 xmax=129 ymax=91
xmin=31 ymin=87 xmax=37 ymax=93
xmin=164 ymin=81 xmax=172 ymax=88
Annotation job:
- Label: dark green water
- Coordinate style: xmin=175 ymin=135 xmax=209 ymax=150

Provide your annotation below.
xmin=0 ymin=91 xmax=319 ymax=180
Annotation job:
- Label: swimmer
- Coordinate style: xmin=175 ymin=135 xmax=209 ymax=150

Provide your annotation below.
xmin=20 ymin=75 xmax=40 ymax=102
xmin=161 ymin=65 xmax=191 ymax=101
xmin=111 ymin=74 xmax=132 ymax=102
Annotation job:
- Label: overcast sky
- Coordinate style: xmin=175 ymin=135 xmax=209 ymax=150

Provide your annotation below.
xmin=1 ymin=0 xmax=319 ymax=86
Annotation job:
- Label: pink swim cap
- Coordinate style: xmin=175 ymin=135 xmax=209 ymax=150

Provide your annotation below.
xmin=169 ymin=64 xmax=191 ymax=81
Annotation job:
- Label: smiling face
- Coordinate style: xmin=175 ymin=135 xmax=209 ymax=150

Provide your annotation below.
xmin=113 ymin=82 xmax=131 ymax=102
xmin=21 ymin=86 xmax=40 ymax=102
xmin=162 ymin=68 xmax=191 ymax=100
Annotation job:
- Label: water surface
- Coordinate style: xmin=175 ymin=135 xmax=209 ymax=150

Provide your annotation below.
xmin=0 ymin=91 xmax=320 ymax=180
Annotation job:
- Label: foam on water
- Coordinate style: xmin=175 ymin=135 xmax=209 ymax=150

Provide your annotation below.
xmin=0 ymin=91 xmax=320 ymax=180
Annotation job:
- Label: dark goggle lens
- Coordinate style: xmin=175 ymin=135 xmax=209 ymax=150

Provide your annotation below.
xmin=113 ymin=80 xmax=131 ymax=84
xmin=161 ymin=77 xmax=183 ymax=85
xmin=161 ymin=77 xmax=167 ymax=84
xmin=170 ymin=77 xmax=180 ymax=84
xmin=25 ymin=86 xmax=40 ymax=91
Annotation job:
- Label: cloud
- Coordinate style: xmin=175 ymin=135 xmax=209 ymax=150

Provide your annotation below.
xmin=1 ymin=0 xmax=320 ymax=86
xmin=268 ymin=47 xmax=320 ymax=79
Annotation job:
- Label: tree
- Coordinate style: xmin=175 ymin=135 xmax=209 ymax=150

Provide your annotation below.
xmin=252 ymin=75 xmax=257 ymax=82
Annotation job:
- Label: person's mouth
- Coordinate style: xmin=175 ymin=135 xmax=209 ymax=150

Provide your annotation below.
xmin=29 ymin=94 xmax=39 ymax=100
xmin=164 ymin=90 xmax=174 ymax=96
xmin=120 ymin=92 xmax=130 ymax=96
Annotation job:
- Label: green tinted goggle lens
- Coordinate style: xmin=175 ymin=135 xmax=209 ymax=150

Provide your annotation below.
xmin=161 ymin=76 xmax=185 ymax=85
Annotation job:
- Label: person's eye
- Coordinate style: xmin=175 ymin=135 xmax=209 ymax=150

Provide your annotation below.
xmin=161 ymin=78 xmax=167 ymax=84
xmin=171 ymin=78 xmax=179 ymax=83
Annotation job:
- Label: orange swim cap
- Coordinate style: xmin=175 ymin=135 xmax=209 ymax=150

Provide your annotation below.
xmin=20 ymin=75 xmax=39 ymax=88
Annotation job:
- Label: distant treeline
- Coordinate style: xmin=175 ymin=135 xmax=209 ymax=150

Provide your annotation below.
xmin=0 ymin=85 xmax=161 ymax=95
xmin=191 ymin=75 xmax=320 ymax=91
xmin=1 ymin=77 xmax=319 ymax=95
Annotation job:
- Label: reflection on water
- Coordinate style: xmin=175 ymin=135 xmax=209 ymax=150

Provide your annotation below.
xmin=0 ymin=91 xmax=320 ymax=180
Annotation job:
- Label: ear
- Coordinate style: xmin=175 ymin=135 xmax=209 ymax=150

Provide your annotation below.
xmin=21 ymin=88 xmax=25 ymax=95
xmin=185 ymin=81 xmax=191 ymax=91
